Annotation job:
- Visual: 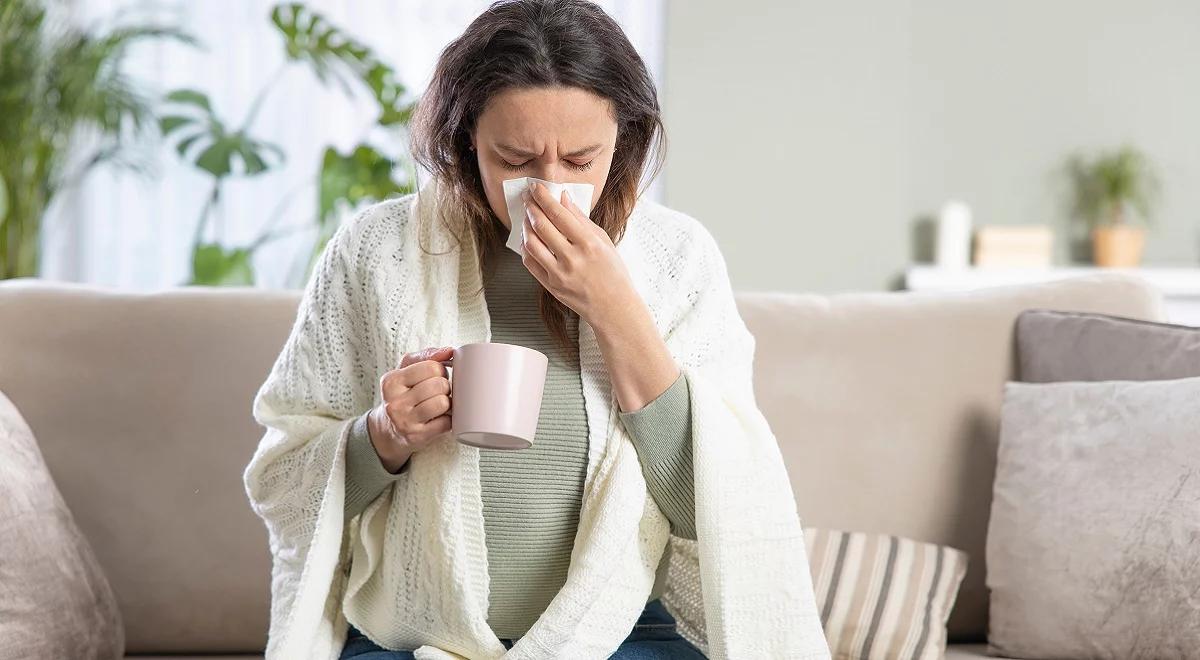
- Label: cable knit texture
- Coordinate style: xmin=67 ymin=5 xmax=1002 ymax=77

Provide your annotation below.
xmin=339 ymin=242 xmax=697 ymax=640
xmin=242 ymin=179 xmax=831 ymax=660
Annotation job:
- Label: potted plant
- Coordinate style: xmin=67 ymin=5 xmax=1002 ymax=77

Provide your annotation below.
xmin=1068 ymin=144 xmax=1162 ymax=268
xmin=0 ymin=0 xmax=191 ymax=279
xmin=158 ymin=3 xmax=416 ymax=287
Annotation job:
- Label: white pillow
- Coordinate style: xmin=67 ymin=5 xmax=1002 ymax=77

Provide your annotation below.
xmin=0 ymin=389 xmax=124 ymax=659
xmin=986 ymin=375 xmax=1200 ymax=658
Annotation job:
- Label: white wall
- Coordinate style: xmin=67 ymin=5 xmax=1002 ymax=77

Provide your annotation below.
xmin=662 ymin=0 xmax=1200 ymax=293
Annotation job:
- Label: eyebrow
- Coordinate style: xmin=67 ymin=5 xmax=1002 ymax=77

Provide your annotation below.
xmin=496 ymin=143 xmax=604 ymax=159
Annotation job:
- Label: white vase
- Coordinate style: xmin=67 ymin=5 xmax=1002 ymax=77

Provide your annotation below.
xmin=935 ymin=200 xmax=972 ymax=269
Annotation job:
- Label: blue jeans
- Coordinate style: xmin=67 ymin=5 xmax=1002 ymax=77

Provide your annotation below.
xmin=339 ymin=598 xmax=708 ymax=659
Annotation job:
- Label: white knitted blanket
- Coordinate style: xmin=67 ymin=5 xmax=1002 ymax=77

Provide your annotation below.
xmin=242 ymin=181 xmax=830 ymax=660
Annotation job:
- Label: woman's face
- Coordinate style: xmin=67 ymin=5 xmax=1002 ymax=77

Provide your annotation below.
xmin=472 ymin=85 xmax=619 ymax=230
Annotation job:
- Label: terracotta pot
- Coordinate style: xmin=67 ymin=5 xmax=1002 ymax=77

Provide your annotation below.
xmin=1091 ymin=224 xmax=1145 ymax=267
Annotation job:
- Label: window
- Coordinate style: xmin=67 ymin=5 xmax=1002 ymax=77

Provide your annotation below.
xmin=43 ymin=0 xmax=664 ymax=289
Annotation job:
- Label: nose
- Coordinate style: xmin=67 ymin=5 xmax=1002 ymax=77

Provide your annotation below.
xmin=528 ymin=159 xmax=567 ymax=183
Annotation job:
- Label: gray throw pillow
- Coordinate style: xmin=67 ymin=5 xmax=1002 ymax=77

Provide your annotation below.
xmin=985 ymin=375 xmax=1200 ymax=659
xmin=0 ymin=389 xmax=124 ymax=659
xmin=1015 ymin=309 xmax=1200 ymax=382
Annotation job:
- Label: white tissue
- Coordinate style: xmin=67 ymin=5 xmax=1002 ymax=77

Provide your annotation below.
xmin=501 ymin=177 xmax=595 ymax=258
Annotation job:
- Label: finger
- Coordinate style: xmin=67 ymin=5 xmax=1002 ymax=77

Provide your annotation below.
xmin=407 ymin=374 xmax=451 ymax=407
xmin=412 ymin=392 xmax=452 ymax=423
xmin=415 ymin=414 xmax=452 ymax=441
xmin=401 ymin=346 xmax=453 ymax=369
xmin=521 ymin=238 xmax=551 ymax=284
xmin=560 ymin=192 xmax=598 ymax=235
xmin=380 ymin=369 xmax=412 ymax=400
xmin=556 ymin=188 xmax=597 ymax=240
xmin=419 ymin=358 xmax=450 ymax=383
xmin=395 ymin=357 xmax=449 ymax=390
xmin=523 ymin=187 xmax=569 ymax=256
xmin=529 ymin=181 xmax=587 ymax=245
xmin=522 ymin=212 xmax=558 ymax=266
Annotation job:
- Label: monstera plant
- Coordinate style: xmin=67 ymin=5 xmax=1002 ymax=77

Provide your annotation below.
xmin=0 ymin=0 xmax=191 ymax=279
xmin=161 ymin=2 xmax=416 ymax=286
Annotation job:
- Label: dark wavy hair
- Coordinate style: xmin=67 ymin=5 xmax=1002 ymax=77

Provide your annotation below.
xmin=409 ymin=0 xmax=666 ymax=358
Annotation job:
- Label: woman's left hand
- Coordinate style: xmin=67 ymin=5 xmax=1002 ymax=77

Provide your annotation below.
xmin=520 ymin=181 xmax=637 ymax=325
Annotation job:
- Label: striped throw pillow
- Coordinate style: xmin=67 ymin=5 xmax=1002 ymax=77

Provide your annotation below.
xmin=806 ymin=527 xmax=969 ymax=660
xmin=659 ymin=528 xmax=968 ymax=660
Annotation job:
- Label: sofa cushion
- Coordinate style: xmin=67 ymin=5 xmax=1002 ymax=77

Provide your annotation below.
xmin=737 ymin=273 xmax=1165 ymax=640
xmin=663 ymin=527 xmax=969 ymax=659
xmin=0 ymin=388 xmax=124 ymax=659
xmin=805 ymin=528 xmax=968 ymax=660
xmin=945 ymin=643 xmax=1008 ymax=659
xmin=1016 ymin=308 xmax=1200 ymax=382
xmin=986 ymin=376 xmax=1200 ymax=657
xmin=0 ymin=280 xmax=287 ymax=654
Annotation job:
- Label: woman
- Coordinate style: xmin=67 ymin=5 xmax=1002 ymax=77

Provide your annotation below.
xmin=243 ymin=1 xmax=830 ymax=659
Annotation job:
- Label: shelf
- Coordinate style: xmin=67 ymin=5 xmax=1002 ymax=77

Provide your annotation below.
xmin=905 ymin=265 xmax=1200 ymax=298
xmin=904 ymin=265 xmax=1200 ymax=326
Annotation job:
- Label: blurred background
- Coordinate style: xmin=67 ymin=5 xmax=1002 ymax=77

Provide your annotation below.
xmin=5 ymin=0 xmax=1199 ymax=322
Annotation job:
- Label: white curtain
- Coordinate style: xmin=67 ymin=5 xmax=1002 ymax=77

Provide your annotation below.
xmin=41 ymin=0 xmax=665 ymax=289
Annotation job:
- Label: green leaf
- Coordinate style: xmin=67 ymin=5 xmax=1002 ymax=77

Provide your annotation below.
xmin=269 ymin=2 xmax=412 ymax=127
xmin=194 ymin=139 xmax=237 ymax=177
xmin=306 ymin=143 xmax=412 ymax=281
xmin=363 ymin=62 xmax=409 ymax=127
xmin=234 ymin=141 xmax=268 ymax=175
xmin=318 ymin=143 xmax=410 ymax=226
xmin=164 ymin=88 xmax=213 ymax=114
xmin=174 ymin=132 xmax=205 ymax=158
xmin=190 ymin=132 xmax=283 ymax=178
xmin=160 ymin=87 xmax=282 ymax=178
xmin=190 ymin=243 xmax=255 ymax=285
xmin=271 ymin=4 xmax=365 ymax=74
xmin=0 ymin=173 xmax=8 ymax=221
xmin=379 ymin=99 xmax=416 ymax=128
xmin=0 ymin=0 xmax=196 ymax=262
xmin=158 ymin=115 xmax=194 ymax=135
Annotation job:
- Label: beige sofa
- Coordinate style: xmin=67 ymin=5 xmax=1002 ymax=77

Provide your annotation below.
xmin=0 ymin=272 xmax=1165 ymax=659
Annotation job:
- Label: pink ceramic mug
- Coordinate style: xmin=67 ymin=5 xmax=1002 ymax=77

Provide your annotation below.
xmin=441 ymin=342 xmax=548 ymax=450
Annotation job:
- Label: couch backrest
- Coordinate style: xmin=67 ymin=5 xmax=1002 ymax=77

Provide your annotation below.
xmin=0 ymin=273 xmax=1164 ymax=650
xmin=738 ymin=273 xmax=1164 ymax=641
xmin=0 ymin=281 xmax=293 ymax=653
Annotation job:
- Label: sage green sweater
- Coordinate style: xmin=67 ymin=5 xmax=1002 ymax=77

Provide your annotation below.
xmin=343 ymin=243 xmax=696 ymax=639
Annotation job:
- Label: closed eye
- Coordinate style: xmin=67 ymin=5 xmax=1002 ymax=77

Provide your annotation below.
xmin=498 ymin=159 xmax=595 ymax=172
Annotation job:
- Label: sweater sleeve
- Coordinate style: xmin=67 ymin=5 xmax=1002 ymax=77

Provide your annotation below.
xmin=344 ymin=409 xmax=410 ymax=521
xmin=617 ymin=371 xmax=697 ymax=540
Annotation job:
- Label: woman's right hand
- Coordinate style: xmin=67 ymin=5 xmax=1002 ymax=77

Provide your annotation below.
xmin=366 ymin=346 xmax=455 ymax=473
